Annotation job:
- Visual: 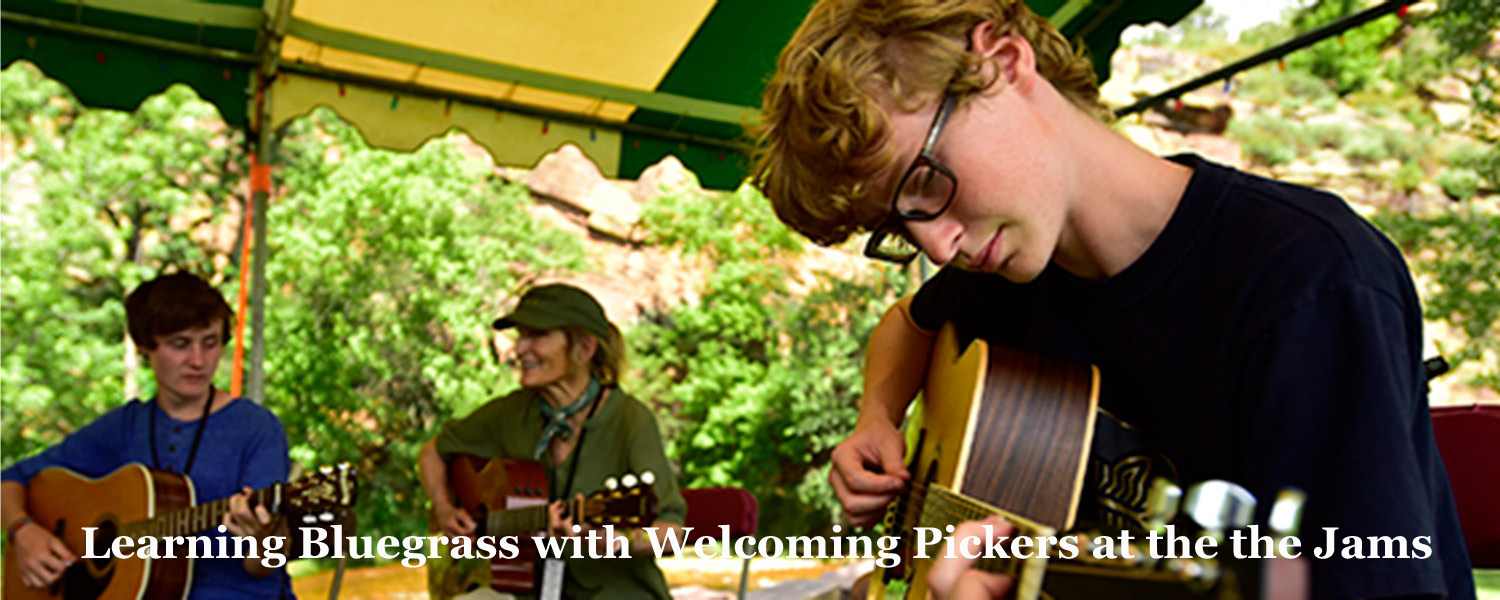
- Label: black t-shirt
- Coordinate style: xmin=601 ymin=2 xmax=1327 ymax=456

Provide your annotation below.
xmin=910 ymin=155 xmax=1473 ymax=599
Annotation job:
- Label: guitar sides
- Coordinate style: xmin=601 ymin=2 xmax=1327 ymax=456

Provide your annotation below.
xmin=871 ymin=323 xmax=1100 ymax=599
xmin=2 ymin=464 xmax=195 ymax=600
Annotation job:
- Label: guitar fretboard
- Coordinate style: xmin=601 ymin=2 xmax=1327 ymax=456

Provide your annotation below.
xmin=483 ymin=497 xmax=582 ymax=538
xmin=912 ymin=483 xmax=1054 ymax=597
xmin=485 ymin=505 xmax=547 ymax=537
xmin=121 ymin=485 xmax=283 ymax=538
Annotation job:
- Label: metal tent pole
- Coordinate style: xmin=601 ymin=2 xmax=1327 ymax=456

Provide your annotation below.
xmin=246 ymin=0 xmax=294 ymax=403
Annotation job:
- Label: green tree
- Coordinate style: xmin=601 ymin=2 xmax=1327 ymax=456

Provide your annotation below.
xmin=1287 ymin=0 xmax=1402 ymax=96
xmin=2 ymin=61 xmax=246 ymax=461
xmin=262 ymin=108 xmax=590 ymax=546
xmin=1374 ymin=204 xmax=1500 ymax=390
xmin=629 ymin=184 xmax=907 ymax=537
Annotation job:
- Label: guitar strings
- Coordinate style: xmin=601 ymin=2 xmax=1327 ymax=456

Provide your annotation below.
xmin=890 ymin=482 xmax=1043 ymax=571
xmin=884 ymin=484 xmax=1040 ymax=578
xmin=125 ymin=489 xmax=271 ymax=538
xmin=897 ymin=481 xmax=1001 ymax=526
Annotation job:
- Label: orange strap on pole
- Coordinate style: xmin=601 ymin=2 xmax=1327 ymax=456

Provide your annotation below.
xmin=231 ymin=155 xmax=271 ymax=397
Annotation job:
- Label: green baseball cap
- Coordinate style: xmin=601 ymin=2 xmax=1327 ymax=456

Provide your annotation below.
xmin=492 ymin=283 xmax=612 ymax=341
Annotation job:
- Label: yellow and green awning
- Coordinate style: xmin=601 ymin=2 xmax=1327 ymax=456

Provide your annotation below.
xmin=2 ymin=0 xmax=1200 ymax=188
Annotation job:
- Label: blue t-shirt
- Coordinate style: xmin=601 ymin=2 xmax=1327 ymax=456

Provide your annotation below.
xmin=911 ymin=156 xmax=1473 ymax=599
xmin=3 ymin=397 xmax=296 ymax=600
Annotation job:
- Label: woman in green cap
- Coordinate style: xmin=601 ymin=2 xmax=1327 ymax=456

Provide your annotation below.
xmin=418 ymin=283 xmax=687 ymax=599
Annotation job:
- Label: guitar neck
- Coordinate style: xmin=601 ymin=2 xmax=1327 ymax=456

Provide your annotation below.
xmin=484 ymin=497 xmax=580 ymax=538
xmin=915 ymin=484 xmax=1054 ymax=598
xmin=122 ymin=484 xmax=283 ymax=539
xmin=920 ymin=485 xmax=1249 ymax=600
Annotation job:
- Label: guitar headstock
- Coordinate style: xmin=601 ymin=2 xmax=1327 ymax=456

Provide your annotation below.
xmin=284 ymin=463 xmax=358 ymax=525
xmin=580 ymin=471 xmax=659 ymax=528
xmin=1041 ymin=479 xmax=1306 ymax=599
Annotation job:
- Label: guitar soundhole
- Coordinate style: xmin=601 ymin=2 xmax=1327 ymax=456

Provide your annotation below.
xmin=87 ymin=520 xmax=118 ymax=571
xmin=49 ymin=517 xmax=116 ymax=600
xmin=885 ymin=429 xmax=929 ymax=584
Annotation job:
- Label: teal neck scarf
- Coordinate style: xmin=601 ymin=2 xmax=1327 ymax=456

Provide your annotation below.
xmin=534 ymin=378 xmax=601 ymax=460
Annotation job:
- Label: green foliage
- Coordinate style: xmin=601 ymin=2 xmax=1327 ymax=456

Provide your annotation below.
xmin=1235 ymin=67 xmax=1338 ymax=113
xmin=1436 ymin=168 xmax=1482 ymax=201
xmin=1237 ymin=19 xmax=1296 ymax=50
xmin=1136 ymin=3 xmax=1242 ymax=59
xmin=1339 ymin=127 xmax=1391 ymax=163
xmin=2 ymin=62 xmax=245 ymax=462
xmin=1288 ymin=0 xmax=1401 ymax=96
xmin=1225 ymin=109 xmax=1430 ymax=168
xmin=265 ymin=108 xmax=590 ymax=547
xmin=1343 ymin=87 xmax=1402 ymax=118
xmin=1421 ymin=0 xmax=1500 ymax=117
xmin=1389 ymin=162 xmax=1427 ymax=194
xmin=1 ymin=64 xmax=595 ymax=562
xmin=1374 ymin=203 xmax=1500 ymax=389
xmin=630 ymin=184 xmax=907 ymax=536
xmin=1383 ymin=26 xmax=1451 ymax=97
xmin=1304 ymin=121 xmax=1353 ymax=149
xmin=1227 ymin=113 xmax=1302 ymax=166
xmin=1444 ymin=142 xmax=1499 ymax=194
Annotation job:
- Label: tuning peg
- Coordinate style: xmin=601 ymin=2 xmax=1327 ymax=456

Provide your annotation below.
xmin=1182 ymin=480 xmax=1256 ymax=536
xmin=622 ymin=473 xmax=638 ymax=488
xmin=1144 ymin=478 xmax=1183 ymax=533
xmin=605 ymin=477 xmax=619 ymax=491
xmin=302 ymin=515 xmax=318 ymax=524
xmin=320 ymin=513 xmax=335 ymax=522
xmin=641 ymin=471 xmax=655 ymax=486
xmin=1268 ymin=488 xmax=1306 ymax=537
xmin=320 ymin=465 xmax=333 ymax=475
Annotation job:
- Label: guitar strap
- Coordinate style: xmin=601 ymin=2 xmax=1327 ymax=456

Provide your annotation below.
xmin=149 ymin=385 xmax=215 ymax=476
xmin=542 ymin=384 xmax=608 ymax=600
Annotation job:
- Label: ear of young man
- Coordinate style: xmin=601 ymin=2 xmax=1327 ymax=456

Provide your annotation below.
xmin=968 ymin=22 xmax=1038 ymax=98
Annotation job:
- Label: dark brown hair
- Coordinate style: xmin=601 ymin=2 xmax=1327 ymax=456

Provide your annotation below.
xmin=125 ymin=272 xmax=234 ymax=350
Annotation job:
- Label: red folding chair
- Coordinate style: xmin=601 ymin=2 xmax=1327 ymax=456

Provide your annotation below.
xmin=681 ymin=487 xmax=760 ymax=599
xmin=1431 ymin=404 xmax=1500 ymax=567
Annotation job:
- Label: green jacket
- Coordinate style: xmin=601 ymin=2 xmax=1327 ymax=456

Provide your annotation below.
xmin=435 ymin=386 xmax=687 ymax=599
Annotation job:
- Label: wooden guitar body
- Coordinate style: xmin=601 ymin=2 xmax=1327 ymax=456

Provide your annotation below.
xmin=867 ymin=324 xmax=1287 ymax=598
xmin=872 ymin=323 xmax=1101 ymax=600
xmin=3 ymin=463 xmax=353 ymax=600
xmin=449 ymin=456 xmax=548 ymax=594
xmin=428 ymin=455 xmax=659 ymax=600
xmin=2 ymin=464 xmax=194 ymax=600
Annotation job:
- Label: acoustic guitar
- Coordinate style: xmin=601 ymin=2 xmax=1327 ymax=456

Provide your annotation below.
xmin=427 ymin=456 xmax=659 ymax=600
xmin=868 ymin=323 xmax=1301 ymax=599
xmin=2 ymin=463 xmax=356 ymax=600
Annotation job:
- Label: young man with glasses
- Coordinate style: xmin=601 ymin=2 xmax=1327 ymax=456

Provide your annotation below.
xmin=753 ymin=0 xmax=1473 ymax=598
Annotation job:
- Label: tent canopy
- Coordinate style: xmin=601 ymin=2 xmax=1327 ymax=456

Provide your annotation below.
xmin=2 ymin=0 xmax=1200 ymax=188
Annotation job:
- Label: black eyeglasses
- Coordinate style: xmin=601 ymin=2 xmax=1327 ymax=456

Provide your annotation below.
xmin=864 ymin=94 xmax=960 ymax=264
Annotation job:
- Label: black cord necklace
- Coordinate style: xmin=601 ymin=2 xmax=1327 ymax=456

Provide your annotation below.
xmin=150 ymin=385 xmax=215 ymax=476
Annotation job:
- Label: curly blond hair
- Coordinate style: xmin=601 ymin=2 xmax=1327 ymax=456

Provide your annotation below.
xmin=753 ymin=0 xmax=1109 ymax=246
